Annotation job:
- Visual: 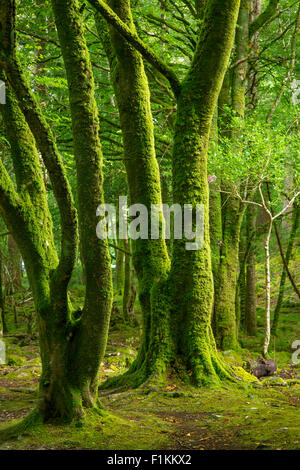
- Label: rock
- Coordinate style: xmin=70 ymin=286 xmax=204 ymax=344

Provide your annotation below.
xmin=244 ymin=359 xmax=256 ymax=372
xmin=253 ymin=357 xmax=277 ymax=378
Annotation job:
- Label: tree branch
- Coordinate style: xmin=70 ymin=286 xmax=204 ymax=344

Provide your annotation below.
xmin=249 ymin=0 xmax=279 ymax=37
xmin=0 ymin=160 xmax=42 ymax=268
xmin=0 ymin=0 xmax=78 ymax=290
xmin=87 ymin=0 xmax=181 ymax=96
xmin=266 ymin=183 xmax=300 ymax=299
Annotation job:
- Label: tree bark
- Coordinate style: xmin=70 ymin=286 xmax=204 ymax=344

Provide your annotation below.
xmin=213 ymin=0 xmax=249 ymax=350
xmin=0 ymin=0 xmax=112 ymax=423
xmin=214 ymin=194 xmax=243 ymax=350
xmin=95 ymin=0 xmax=170 ymax=383
xmin=122 ymin=238 xmax=131 ymax=322
xmin=245 ymin=204 xmax=257 ymax=335
xmin=50 ymin=0 xmax=113 ymax=411
xmin=93 ymin=0 xmax=241 ymax=385
xmin=7 ymin=234 xmax=22 ymax=292
xmin=0 ymin=248 xmax=7 ymax=334
xmin=263 ymin=217 xmax=272 ymax=357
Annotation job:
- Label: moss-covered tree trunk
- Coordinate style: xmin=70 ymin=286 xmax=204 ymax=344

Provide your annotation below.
xmin=208 ymin=107 xmax=222 ymax=325
xmin=0 ymin=247 xmax=7 ymax=334
xmin=213 ymin=0 xmax=249 ymax=350
xmin=247 ymin=0 xmax=262 ymax=109
xmin=91 ymin=0 xmax=243 ymax=386
xmin=236 ymin=224 xmax=246 ymax=331
xmin=245 ymin=204 xmax=257 ymax=335
xmin=214 ymin=86 xmax=244 ymax=350
xmin=95 ymin=0 xmax=170 ymax=383
xmin=122 ymin=238 xmax=131 ymax=323
xmin=214 ymin=196 xmax=243 ymax=350
xmin=50 ymin=0 xmax=112 ymax=411
xmin=0 ymin=72 xmax=68 ymax=421
xmin=0 ymin=0 xmax=112 ymax=423
xmin=167 ymin=0 xmax=241 ymax=383
xmin=209 ymin=178 xmax=222 ymax=332
xmin=93 ymin=0 xmax=239 ymax=383
xmin=263 ymin=216 xmax=272 ymax=357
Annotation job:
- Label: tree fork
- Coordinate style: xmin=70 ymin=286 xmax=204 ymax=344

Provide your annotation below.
xmin=50 ymin=0 xmax=113 ymax=409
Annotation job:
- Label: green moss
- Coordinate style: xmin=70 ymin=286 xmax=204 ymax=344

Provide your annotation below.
xmin=286 ymin=379 xmax=300 ymax=387
xmin=222 ymin=349 xmax=246 ymax=367
xmin=232 ymin=366 xmax=258 ymax=383
xmin=7 ymin=355 xmax=26 ymax=367
xmin=2 ymin=314 xmax=300 ymax=450
xmin=261 ymin=377 xmax=287 ymax=387
xmin=2 ymin=380 xmax=300 ymax=449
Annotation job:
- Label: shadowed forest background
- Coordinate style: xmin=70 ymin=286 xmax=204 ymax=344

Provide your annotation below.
xmin=0 ymin=0 xmax=299 ymax=451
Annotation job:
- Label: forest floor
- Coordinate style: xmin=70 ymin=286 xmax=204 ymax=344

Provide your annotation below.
xmin=0 ymin=293 xmax=299 ymax=450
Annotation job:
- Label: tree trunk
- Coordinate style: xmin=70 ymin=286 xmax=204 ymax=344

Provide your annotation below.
xmin=95 ymin=0 xmax=170 ymax=384
xmin=155 ymin=0 xmax=242 ymax=383
xmin=0 ymin=0 xmax=111 ymax=423
xmin=214 ymin=197 xmax=243 ymax=350
xmin=92 ymin=0 xmax=242 ymax=386
xmin=232 ymin=0 xmax=249 ymax=118
xmin=0 ymin=248 xmax=7 ymax=334
xmin=236 ymin=224 xmax=246 ymax=332
xmin=272 ymin=204 xmax=299 ymax=334
xmin=247 ymin=0 xmax=262 ymax=109
xmin=0 ymin=75 xmax=72 ymax=421
xmin=213 ymin=0 xmax=249 ymax=350
xmin=50 ymin=0 xmax=113 ymax=413
xmin=208 ymin=109 xmax=222 ymax=330
xmin=7 ymin=234 xmax=22 ymax=292
xmin=122 ymin=238 xmax=131 ymax=322
xmin=209 ymin=179 xmax=222 ymax=332
xmin=263 ymin=217 xmax=272 ymax=357
xmin=245 ymin=204 xmax=257 ymax=335
xmin=0 ymin=62 xmax=78 ymax=421
xmin=37 ymin=312 xmax=87 ymax=421
xmin=115 ymin=240 xmax=124 ymax=295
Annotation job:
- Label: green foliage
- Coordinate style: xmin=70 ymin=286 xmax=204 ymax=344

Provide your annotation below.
xmin=210 ymin=115 xmax=299 ymax=194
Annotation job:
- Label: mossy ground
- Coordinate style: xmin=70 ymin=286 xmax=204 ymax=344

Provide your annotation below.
xmin=1 ymin=285 xmax=300 ymax=450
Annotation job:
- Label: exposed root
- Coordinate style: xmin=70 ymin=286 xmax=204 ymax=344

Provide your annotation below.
xmin=0 ymin=409 xmax=42 ymax=443
xmin=0 ymin=403 xmax=112 ymax=444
